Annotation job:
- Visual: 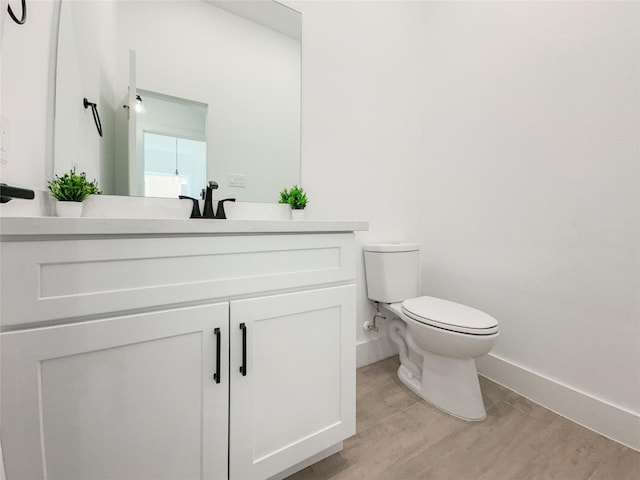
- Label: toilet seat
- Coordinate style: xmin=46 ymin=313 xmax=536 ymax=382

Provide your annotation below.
xmin=401 ymin=296 xmax=499 ymax=335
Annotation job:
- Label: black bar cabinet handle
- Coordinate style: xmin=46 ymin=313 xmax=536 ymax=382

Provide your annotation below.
xmin=213 ymin=328 xmax=221 ymax=384
xmin=239 ymin=323 xmax=247 ymax=376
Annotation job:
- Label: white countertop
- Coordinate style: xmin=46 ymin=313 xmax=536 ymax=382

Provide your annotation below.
xmin=0 ymin=217 xmax=369 ymax=238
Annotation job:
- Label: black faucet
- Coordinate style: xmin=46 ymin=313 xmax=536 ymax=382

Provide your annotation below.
xmin=180 ymin=182 xmax=233 ymax=219
xmin=202 ymin=181 xmax=219 ymax=218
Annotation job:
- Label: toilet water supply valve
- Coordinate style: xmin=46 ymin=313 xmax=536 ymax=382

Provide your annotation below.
xmin=363 ymin=302 xmax=386 ymax=332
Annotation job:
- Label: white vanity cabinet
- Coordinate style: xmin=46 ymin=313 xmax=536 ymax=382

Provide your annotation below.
xmin=1 ymin=304 xmax=230 ymax=480
xmin=229 ymin=286 xmax=355 ymax=479
xmin=0 ymin=219 xmax=364 ymax=480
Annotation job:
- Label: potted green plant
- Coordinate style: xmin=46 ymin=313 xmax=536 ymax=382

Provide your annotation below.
xmin=279 ymin=184 xmax=308 ymax=220
xmin=48 ymin=167 xmax=101 ymax=217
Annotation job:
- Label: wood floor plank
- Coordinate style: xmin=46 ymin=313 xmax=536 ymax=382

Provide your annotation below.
xmin=478 ymin=375 xmax=511 ymax=411
xmin=356 ymin=376 xmax=421 ymax=433
xmin=372 ymin=401 xmax=556 ymax=480
xmin=287 ymin=356 xmax=640 ymax=480
xmin=589 ymin=444 xmax=640 ymax=480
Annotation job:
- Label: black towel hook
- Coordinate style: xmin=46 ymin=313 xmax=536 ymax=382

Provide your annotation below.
xmin=83 ymin=98 xmax=103 ymax=137
xmin=7 ymin=0 xmax=27 ymax=25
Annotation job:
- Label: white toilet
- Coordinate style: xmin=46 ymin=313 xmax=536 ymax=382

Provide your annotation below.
xmin=363 ymin=243 xmax=499 ymax=421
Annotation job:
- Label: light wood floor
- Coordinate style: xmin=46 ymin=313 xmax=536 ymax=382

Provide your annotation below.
xmin=287 ymin=356 xmax=640 ymax=480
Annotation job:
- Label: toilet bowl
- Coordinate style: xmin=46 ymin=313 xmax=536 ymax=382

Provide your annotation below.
xmin=363 ymin=243 xmax=499 ymax=421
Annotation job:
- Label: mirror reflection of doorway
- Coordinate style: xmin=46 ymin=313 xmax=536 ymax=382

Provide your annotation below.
xmin=136 ymin=90 xmax=207 ymax=198
xmin=143 ymin=133 xmax=206 ymax=198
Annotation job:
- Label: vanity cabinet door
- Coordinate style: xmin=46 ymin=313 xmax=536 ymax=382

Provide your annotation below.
xmin=229 ymin=285 xmax=356 ymax=480
xmin=1 ymin=303 xmax=229 ymax=480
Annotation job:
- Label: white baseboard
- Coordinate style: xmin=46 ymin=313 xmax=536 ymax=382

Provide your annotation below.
xmin=476 ymin=353 xmax=640 ymax=452
xmin=356 ymin=334 xmax=398 ymax=368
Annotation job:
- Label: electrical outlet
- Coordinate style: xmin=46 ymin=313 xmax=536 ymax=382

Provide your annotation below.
xmin=228 ymin=173 xmax=246 ymax=188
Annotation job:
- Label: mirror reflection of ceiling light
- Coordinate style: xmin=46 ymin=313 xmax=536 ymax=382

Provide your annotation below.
xmin=135 ymin=94 xmax=145 ymax=114
xmin=173 ymin=137 xmax=180 ymax=183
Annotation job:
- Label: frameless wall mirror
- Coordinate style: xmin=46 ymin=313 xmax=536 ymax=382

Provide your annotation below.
xmin=54 ymin=0 xmax=301 ymax=203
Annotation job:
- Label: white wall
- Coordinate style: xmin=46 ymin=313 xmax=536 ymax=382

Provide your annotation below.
xmin=289 ymin=0 xmax=433 ymax=364
xmin=418 ymin=0 xmax=639 ymax=413
xmin=418 ymin=1 xmax=639 ymax=447
xmin=292 ymin=0 xmax=639 ymax=449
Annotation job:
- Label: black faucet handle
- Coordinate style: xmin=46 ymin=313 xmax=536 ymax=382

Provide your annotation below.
xmin=0 ymin=183 xmax=35 ymax=203
xmin=179 ymin=195 xmax=202 ymax=218
xmin=201 ymin=181 xmax=219 ymax=199
xmin=202 ymin=180 xmax=220 ymax=218
xmin=215 ymin=198 xmax=236 ymax=219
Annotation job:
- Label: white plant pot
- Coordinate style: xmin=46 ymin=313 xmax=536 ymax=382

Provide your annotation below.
xmin=55 ymin=201 xmax=83 ymax=217
xmin=291 ymin=209 xmax=305 ymax=220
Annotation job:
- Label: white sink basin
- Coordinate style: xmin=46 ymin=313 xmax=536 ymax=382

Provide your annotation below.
xmin=224 ymin=202 xmax=291 ymax=220
xmin=80 ymin=195 xmax=293 ymax=220
xmin=81 ymin=195 xmax=193 ymax=219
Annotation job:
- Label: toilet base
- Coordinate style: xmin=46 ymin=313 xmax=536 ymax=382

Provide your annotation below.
xmin=397 ymin=350 xmax=487 ymax=421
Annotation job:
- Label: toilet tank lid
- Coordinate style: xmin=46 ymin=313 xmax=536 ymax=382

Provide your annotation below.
xmin=364 ymin=242 xmax=420 ymax=253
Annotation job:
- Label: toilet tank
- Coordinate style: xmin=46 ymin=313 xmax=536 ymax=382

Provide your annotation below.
xmin=363 ymin=243 xmax=420 ymax=303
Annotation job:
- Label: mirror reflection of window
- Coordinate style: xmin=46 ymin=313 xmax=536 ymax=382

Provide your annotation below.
xmin=143 ymin=133 xmax=206 ymax=199
xmin=136 ymin=91 xmax=207 ymax=198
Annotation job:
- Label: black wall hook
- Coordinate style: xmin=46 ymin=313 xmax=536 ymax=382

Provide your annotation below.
xmin=83 ymin=98 xmax=103 ymax=137
xmin=7 ymin=0 xmax=27 ymax=25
